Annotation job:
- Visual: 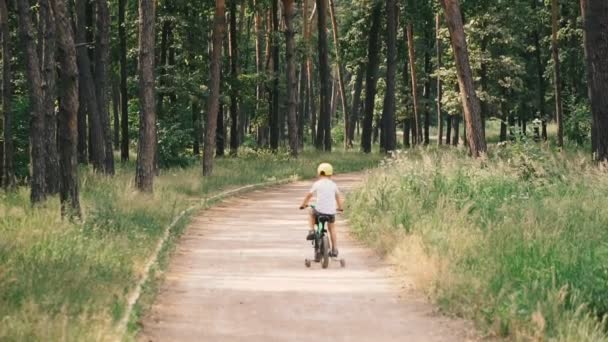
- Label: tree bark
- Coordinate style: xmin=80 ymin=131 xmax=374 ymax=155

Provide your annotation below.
xmin=40 ymin=0 xmax=59 ymax=194
xmin=381 ymin=0 xmax=397 ymax=152
xmin=298 ymin=64 xmax=307 ymax=147
xmin=304 ymin=0 xmax=317 ymax=145
xmin=269 ymin=0 xmax=280 ymax=150
xmin=551 ymin=0 xmax=564 ymax=147
xmin=440 ymin=0 xmax=487 ymax=156
xmin=445 ymin=114 xmax=452 ymax=144
xmin=348 ymin=65 xmax=364 ymax=146
xmin=77 ymin=78 xmax=88 ymax=164
xmin=316 ymin=0 xmax=331 ymax=151
xmin=119 ymin=0 xmax=129 ymax=161
xmin=203 ymin=0 xmax=225 ymax=175
xmin=406 ymin=23 xmax=420 ymax=146
xmin=216 ymin=104 xmax=225 ymax=156
xmin=436 ymin=13 xmax=443 ymax=146
xmin=328 ymin=0 xmax=348 ymax=148
xmin=193 ymin=99 xmax=200 ymax=155
xmin=403 ymin=119 xmax=411 ymax=147
xmin=1 ymin=0 xmax=14 ymax=188
xmin=75 ymin=0 xmax=105 ymax=171
xmin=452 ymin=115 xmax=460 ymax=146
xmin=581 ymin=0 xmax=608 ymax=161
xmin=95 ymin=0 xmax=114 ymax=174
xmin=50 ymin=0 xmax=81 ymax=216
xmin=135 ymin=0 xmax=156 ymax=191
xmin=360 ymin=2 xmax=381 ymax=153
xmin=532 ymin=0 xmax=547 ymax=141
xmin=283 ymin=0 xmax=299 ymax=156
xmin=254 ymin=0 xmax=261 ymax=113
xmin=423 ymin=44 xmax=432 ymax=145
xmin=17 ymin=0 xmax=46 ymax=203
xmin=229 ymin=0 xmax=240 ymax=154
xmin=112 ymin=75 xmax=120 ymax=150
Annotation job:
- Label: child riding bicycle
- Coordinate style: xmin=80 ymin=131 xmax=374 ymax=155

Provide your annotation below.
xmin=299 ymin=163 xmax=343 ymax=257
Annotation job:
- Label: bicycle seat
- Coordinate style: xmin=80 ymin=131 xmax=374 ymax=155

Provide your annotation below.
xmin=316 ymin=215 xmax=332 ymax=223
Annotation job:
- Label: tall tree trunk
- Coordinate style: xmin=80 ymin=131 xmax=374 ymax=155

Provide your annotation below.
xmin=203 ymin=0 xmax=225 ymax=175
xmin=423 ymin=45 xmax=431 ymax=145
xmin=440 ymin=0 xmax=487 ymax=157
xmin=112 ymin=76 xmax=120 ymax=150
xmin=1 ymin=0 xmax=14 ymax=188
xmin=77 ymin=79 xmax=88 ymax=164
xmin=452 ymin=115 xmax=460 ymax=146
xmin=51 ymin=0 xmax=80 ymax=216
xmin=298 ymin=63 xmax=307 ymax=147
xmin=17 ymin=0 xmax=46 ymax=203
xmin=581 ymin=0 xmax=608 ymax=161
xmin=229 ymin=0 xmax=240 ymax=154
xmin=119 ymin=0 xmax=129 ymax=161
xmin=328 ymin=0 xmax=348 ymax=148
xmin=216 ymin=104 xmax=225 ymax=156
xmin=532 ymin=0 xmax=547 ymax=141
xmin=304 ymin=0 xmax=317 ymax=145
xmin=316 ymin=0 xmax=331 ymax=151
xmin=193 ymin=99 xmax=200 ymax=155
xmin=445 ymin=114 xmax=452 ymax=144
xmin=135 ymin=0 xmax=156 ymax=191
xmin=403 ymin=119 xmax=411 ymax=147
xmin=551 ymin=0 xmax=564 ymax=148
xmin=269 ymin=0 xmax=280 ymax=150
xmin=254 ymin=0 xmax=261 ymax=113
xmin=381 ymin=0 xmax=397 ymax=152
xmin=348 ymin=65 xmax=364 ymax=146
xmin=262 ymin=10 xmax=272 ymax=148
xmin=283 ymin=0 xmax=299 ymax=156
xmin=40 ymin=0 xmax=59 ymax=194
xmin=436 ymin=13 xmax=443 ymax=146
xmin=479 ymin=37 xmax=488 ymax=139
xmin=75 ymin=0 xmax=105 ymax=171
xmin=96 ymin=0 xmax=114 ymax=174
xmin=406 ymin=23 xmax=420 ymax=145
xmin=360 ymin=2 xmax=381 ymax=153
xmin=157 ymin=20 xmax=170 ymax=116
xmin=309 ymin=62 xmax=317 ymax=144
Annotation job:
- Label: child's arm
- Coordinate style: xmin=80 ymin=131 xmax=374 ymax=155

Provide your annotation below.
xmin=300 ymin=192 xmax=313 ymax=209
xmin=335 ymin=192 xmax=344 ymax=212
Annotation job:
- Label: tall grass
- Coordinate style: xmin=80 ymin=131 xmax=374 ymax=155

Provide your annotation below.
xmin=0 ymin=150 xmax=380 ymax=340
xmin=348 ymin=144 xmax=608 ymax=340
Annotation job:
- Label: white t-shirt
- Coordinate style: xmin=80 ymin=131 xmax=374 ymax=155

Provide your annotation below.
xmin=309 ymin=178 xmax=340 ymax=215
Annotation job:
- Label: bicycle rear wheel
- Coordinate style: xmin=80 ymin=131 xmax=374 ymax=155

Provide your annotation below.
xmin=321 ymin=235 xmax=330 ymax=269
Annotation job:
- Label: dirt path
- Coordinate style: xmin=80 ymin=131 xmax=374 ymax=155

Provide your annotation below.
xmin=139 ymin=174 xmax=474 ymax=341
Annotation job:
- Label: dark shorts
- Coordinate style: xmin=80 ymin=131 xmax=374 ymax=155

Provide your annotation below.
xmin=313 ymin=209 xmax=335 ymax=224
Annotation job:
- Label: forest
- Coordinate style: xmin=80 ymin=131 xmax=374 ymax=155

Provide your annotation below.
xmin=2 ymin=0 xmax=608 ymax=340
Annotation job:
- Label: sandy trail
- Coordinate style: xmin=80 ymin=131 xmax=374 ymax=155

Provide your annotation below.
xmin=139 ymin=173 xmax=474 ymax=341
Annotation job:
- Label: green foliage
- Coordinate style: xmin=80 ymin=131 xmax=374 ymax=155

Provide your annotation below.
xmin=564 ymin=96 xmax=591 ymax=146
xmin=349 ymin=147 xmax=608 ymax=340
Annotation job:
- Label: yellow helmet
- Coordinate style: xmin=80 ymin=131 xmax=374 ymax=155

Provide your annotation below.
xmin=317 ymin=163 xmax=333 ymax=176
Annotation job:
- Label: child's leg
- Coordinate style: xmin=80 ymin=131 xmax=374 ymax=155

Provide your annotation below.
xmin=328 ymin=222 xmax=338 ymax=252
xmin=308 ymin=211 xmax=316 ymax=230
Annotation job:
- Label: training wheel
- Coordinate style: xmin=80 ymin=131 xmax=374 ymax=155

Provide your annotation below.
xmin=305 ymin=259 xmax=311 ymax=268
xmin=340 ymin=259 xmax=346 ymax=268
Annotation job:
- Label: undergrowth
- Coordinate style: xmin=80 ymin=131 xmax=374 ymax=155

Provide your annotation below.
xmin=348 ymin=143 xmax=608 ymax=341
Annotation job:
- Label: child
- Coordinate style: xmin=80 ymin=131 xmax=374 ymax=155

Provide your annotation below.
xmin=299 ymin=163 xmax=343 ymax=257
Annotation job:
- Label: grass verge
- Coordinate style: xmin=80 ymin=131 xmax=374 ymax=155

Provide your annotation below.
xmin=0 ymin=150 xmax=380 ymax=341
xmin=347 ymin=144 xmax=608 ymax=341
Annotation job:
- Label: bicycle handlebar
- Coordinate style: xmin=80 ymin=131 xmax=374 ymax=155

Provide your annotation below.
xmin=299 ymin=204 xmax=343 ymax=212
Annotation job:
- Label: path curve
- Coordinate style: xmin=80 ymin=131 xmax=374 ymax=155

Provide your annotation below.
xmin=139 ymin=173 xmax=474 ymax=341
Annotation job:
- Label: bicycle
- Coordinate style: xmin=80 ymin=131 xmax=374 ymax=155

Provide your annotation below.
xmin=300 ymin=205 xmax=345 ymax=269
